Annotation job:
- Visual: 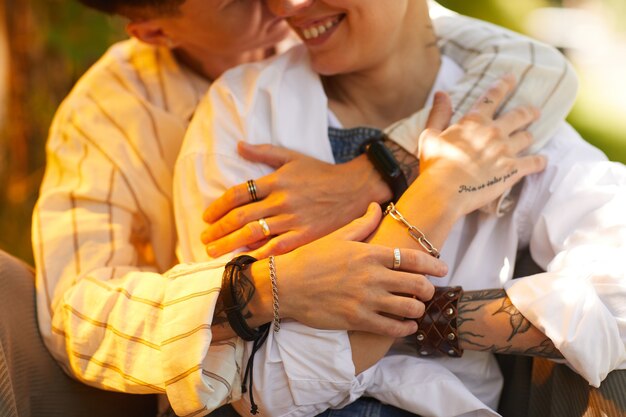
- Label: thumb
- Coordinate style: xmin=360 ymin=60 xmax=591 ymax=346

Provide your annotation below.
xmin=425 ymin=91 xmax=453 ymax=133
xmin=327 ymin=203 xmax=382 ymax=242
xmin=237 ymin=142 xmax=295 ymax=169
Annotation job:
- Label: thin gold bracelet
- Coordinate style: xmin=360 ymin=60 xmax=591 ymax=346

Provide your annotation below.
xmin=269 ymin=256 xmax=280 ymax=333
xmin=384 ymin=203 xmax=440 ymax=258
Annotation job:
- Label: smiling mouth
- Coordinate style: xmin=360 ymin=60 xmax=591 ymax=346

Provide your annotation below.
xmin=298 ymin=15 xmax=344 ymax=40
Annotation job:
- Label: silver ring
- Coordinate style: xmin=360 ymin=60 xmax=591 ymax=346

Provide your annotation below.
xmin=258 ymin=218 xmax=271 ymax=237
xmin=247 ymin=179 xmax=259 ymax=202
xmin=393 ymin=248 xmax=401 ymax=270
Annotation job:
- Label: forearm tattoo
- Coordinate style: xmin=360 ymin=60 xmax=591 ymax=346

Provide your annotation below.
xmin=382 ymin=137 xmax=420 ymax=183
xmin=458 ymin=169 xmax=518 ymax=194
xmin=458 ymin=289 xmax=563 ymax=359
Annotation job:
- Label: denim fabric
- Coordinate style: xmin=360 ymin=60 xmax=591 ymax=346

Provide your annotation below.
xmin=328 ymin=126 xmax=382 ymax=164
xmin=317 ymin=397 xmax=420 ymax=417
xmin=159 ymin=398 xmax=418 ymax=417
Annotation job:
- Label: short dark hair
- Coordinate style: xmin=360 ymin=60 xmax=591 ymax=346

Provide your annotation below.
xmin=77 ymin=0 xmax=185 ymax=16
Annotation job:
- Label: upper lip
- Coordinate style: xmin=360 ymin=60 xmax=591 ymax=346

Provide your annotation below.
xmin=288 ymin=14 xmax=341 ymax=29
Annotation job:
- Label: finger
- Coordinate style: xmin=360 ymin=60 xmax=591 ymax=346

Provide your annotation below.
xmin=246 ymin=237 xmax=270 ymax=251
xmin=202 ymin=200 xmax=277 ymax=243
xmin=353 ymin=312 xmax=418 ymax=338
xmin=512 ymin=154 xmax=548 ymax=178
xmin=237 ymin=142 xmax=296 ymax=169
xmin=379 ymin=271 xmax=436 ymax=302
xmin=248 ymin=230 xmax=311 ymax=259
xmin=425 ymin=91 xmax=453 ymax=133
xmin=205 ymin=216 xmax=289 ymax=258
xmin=325 ymin=202 xmax=382 ymax=242
xmin=202 ymin=176 xmax=273 ymax=223
xmin=495 ymin=106 xmax=540 ymax=136
xmin=469 ymin=74 xmax=516 ymax=118
xmin=375 ymin=291 xmax=429 ymax=319
xmin=373 ymin=246 xmax=448 ymax=277
xmin=506 ymin=131 xmax=534 ymax=155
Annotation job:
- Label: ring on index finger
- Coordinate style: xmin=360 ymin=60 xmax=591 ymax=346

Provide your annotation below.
xmin=247 ymin=179 xmax=259 ymax=202
xmin=258 ymin=218 xmax=271 ymax=237
xmin=393 ymin=248 xmax=402 ymax=270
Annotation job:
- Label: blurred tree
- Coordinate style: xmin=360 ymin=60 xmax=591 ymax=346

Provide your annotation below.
xmin=0 ymin=0 xmax=124 ymax=263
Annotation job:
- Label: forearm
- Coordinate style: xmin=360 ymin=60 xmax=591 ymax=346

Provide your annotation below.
xmin=349 ymin=174 xmax=463 ymax=372
xmin=458 ymin=289 xmax=562 ymax=359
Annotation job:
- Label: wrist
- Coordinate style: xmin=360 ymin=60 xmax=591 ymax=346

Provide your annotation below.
xmin=245 ymin=259 xmax=275 ymax=328
xmin=343 ymin=154 xmax=392 ymax=205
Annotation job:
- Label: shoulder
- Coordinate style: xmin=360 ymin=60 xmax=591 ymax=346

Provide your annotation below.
xmin=210 ymin=45 xmax=315 ymax=107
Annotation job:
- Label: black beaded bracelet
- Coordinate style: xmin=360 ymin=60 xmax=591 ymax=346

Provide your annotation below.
xmin=222 ymin=255 xmax=266 ymax=341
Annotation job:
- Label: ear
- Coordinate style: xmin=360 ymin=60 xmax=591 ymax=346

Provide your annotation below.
xmin=126 ymin=19 xmax=177 ymax=48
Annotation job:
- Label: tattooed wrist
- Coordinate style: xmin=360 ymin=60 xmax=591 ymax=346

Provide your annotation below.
xmin=458 ymin=169 xmax=518 ymax=194
xmin=458 ymin=289 xmax=563 ymax=359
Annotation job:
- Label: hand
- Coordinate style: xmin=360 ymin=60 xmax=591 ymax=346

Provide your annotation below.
xmin=271 ymin=203 xmax=449 ymax=338
xmin=201 ymin=142 xmax=390 ymax=258
xmin=417 ymin=75 xmax=548 ymax=216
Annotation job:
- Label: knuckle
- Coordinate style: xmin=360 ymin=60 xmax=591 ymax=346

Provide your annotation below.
xmin=414 ymin=276 xmax=435 ymax=301
xmin=227 ymin=187 xmax=243 ymax=206
xmin=386 ymin=322 xmax=407 ymax=338
xmin=271 ymin=239 xmax=289 ymax=255
xmin=233 ymin=209 xmax=247 ymax=227
xmin=414 ymin=301 xmax=426 ymax=318
xmin=243 ymin=221 xmax=258 ymax=239
xmin=487 ymin=125 xmax=504 ymax=139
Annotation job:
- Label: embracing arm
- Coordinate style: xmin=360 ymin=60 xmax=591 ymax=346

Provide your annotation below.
xmin=34 ymin=104 xmax=242 ymax=416
xmin=430 ymin=3 xmax=577 ymax=151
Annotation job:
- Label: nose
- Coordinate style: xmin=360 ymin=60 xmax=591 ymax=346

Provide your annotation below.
xmin=265 ymin=0 xmax=315 ymax=17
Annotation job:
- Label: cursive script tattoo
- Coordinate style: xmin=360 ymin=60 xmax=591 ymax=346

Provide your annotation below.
xmin=458 ymin=169 xmax=518 ymax=194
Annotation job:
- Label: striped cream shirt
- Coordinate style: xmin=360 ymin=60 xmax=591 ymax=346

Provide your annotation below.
xmin=34 ymin=10 xmax=577 ymax=417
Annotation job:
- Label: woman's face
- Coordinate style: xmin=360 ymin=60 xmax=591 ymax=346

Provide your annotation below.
xmin=164 ymin=0 xmax=290 ymax=57
xmin=265 ymin=0 xmax=413 ymax=75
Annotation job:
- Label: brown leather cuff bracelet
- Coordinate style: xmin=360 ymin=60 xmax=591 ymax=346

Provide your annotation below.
xmin=413 ymin=286 xmax=464 ymax=357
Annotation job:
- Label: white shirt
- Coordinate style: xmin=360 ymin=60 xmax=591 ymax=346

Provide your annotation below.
xmin=176 ymin=42 xmax=625 ymax=417
xmin=35 ymin=9 xmax=580 ymax=417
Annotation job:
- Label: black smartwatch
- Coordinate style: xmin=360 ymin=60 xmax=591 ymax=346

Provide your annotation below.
xmin=363 ymin=136 xmax=408 ymax=203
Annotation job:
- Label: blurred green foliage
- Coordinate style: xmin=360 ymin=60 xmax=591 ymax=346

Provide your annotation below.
xmin=0 ymin=0 xmax=624 ymax=264
xmin=0 ymin=2 xmax=125 ymax=263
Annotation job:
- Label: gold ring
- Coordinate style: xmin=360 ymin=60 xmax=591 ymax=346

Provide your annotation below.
xmin=258 ymin=218 xmax=271 ymax=237
xmin=247 ymin=179 xmax=259 ymax=202
xmin=393 ymin=248 xmax=401 ymax=270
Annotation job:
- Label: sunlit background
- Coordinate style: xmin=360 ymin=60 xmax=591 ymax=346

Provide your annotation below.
xmin=0 ymin=0 xmax=625 ymax=263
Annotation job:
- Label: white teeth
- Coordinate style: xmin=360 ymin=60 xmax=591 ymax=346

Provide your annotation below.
xmin=301 ymin=17 xmax=339 ymax=40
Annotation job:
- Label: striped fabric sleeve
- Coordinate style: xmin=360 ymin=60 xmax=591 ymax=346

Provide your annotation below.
xmin=387 ymin=3 xmax=578 ymax=156
xmin=432 ymin=5 xmax=578 ymax=153
xmin=33 ymin=60 xmax=241 ymax=415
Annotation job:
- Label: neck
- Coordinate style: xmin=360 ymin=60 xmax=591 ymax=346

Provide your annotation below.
xmin=325 ymin=10 xmax=440 ymax=129
xmin=174 ymin=47 xmax=274 ymax=81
